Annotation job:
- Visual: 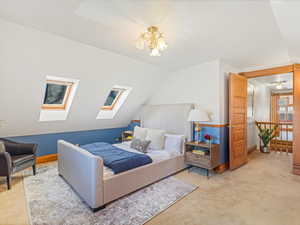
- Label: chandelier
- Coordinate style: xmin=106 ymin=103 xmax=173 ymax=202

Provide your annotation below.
xmin=135 ymin=26 xmax=168 ymax=56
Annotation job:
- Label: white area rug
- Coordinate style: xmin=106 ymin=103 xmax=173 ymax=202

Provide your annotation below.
xmin=23 ymin=163 xmax=197 ymax=225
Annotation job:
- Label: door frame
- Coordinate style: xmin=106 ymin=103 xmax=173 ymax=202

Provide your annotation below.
xmin=238 ymin=64 xmax=300 ymax=175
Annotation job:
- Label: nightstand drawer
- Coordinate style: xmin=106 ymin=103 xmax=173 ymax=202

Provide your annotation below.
xmin=185 ymin=152 xmax=211 ymax=167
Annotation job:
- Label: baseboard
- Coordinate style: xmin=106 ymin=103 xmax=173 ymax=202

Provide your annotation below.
xmin=36 ymin=153 xmax=58 ymax=164
xmin=293 ymin=163 xmax=300 ymax=175
xmin=248 ymin=145 xmax=257 ymax=154
xmin=214 ymin=163 xmax=229 ymax=173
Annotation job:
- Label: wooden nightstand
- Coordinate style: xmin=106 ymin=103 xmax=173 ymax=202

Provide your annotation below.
xmin=185 ymin=141 xmax=220 ymax=178
xmin=122 ymin=130 xmax=133 ymax=142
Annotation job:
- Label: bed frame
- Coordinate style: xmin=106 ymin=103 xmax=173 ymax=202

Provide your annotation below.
xmin=58 ymin=104 xmax=193 ymax=211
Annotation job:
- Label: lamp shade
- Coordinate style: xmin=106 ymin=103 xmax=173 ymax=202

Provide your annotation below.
xmin=188 ymin=109 xmax=210 ymax=122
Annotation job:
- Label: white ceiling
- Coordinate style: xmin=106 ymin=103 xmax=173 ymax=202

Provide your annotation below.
xmin=249 ymin=72 xmax=293 ymax=90
xmin=271 ymin=0 xmax=300 ymax=63
xmin=0 ymin=0 xmax=299 ymax=71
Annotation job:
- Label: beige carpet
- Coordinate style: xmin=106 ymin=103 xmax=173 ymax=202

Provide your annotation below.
xmin=1 ymin=151 xmax=300 ymax=225
xmin=23 ymin=163 xmax=197 ymax=225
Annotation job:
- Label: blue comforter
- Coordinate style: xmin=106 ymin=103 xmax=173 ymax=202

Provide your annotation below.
xmin=80 ymin=142 xmax=153 ymax=174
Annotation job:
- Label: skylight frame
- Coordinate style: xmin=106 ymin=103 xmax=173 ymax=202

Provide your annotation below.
xmin=101 ymin=88 xmax=125 ymax=111
xmin=42 ymin=80 xmax=74 ymax=110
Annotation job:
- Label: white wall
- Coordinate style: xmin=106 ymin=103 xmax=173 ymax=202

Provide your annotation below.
xmin=246 ymin=80 xmax=271 ymax=148
xmin=149 ymin=60 xmax=220 ymax=123
xmin=253 ymin=83 xmax=271 ymax=122
xmin=149 ymin=60 xmax=239 ymax=124
xmin=0 ymin=19 xmax=165 ymax=137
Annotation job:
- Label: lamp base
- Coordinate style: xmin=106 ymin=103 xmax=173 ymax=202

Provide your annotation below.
xmin=194 ymin=124 xmax=202 ymax=143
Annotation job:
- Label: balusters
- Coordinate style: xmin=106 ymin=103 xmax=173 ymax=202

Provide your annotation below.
xmin=256 ymin=121 xmax=293 ymax=154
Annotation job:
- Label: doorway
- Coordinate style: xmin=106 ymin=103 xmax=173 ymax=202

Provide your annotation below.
xmin=247 ymin=73 xmax=293 ymax=154
xmin=229 ymin=64 xmax=300 ymax=175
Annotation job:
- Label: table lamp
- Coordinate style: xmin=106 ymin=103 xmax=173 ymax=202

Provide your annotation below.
xmin=188 ymin=109 xmax=210 ymax=143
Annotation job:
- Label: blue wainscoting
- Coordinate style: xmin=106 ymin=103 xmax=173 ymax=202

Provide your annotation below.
xmin=4 ymin=120 xmax=229 ymax=163
xmin=6 ymin=127 xmax=126 ymax=156
xmin=193 ymin=124 xmax=229 ymax=164
xmin=126 ymin=120 xmax=140 ymax=131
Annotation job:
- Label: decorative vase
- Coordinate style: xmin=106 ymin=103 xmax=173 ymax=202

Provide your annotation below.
xmin=260 ymin=146 xmax=270 ymax=153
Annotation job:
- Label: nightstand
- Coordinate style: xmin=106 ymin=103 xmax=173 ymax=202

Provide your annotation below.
xmin=122 ymin=130 xmax=133 ymax=142
xmin=185 ymin=142 xmax=220 ymax=178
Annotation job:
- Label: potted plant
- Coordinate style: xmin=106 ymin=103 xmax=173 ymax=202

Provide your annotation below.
xmin=256 ymin=123 xmax=278 ymax=153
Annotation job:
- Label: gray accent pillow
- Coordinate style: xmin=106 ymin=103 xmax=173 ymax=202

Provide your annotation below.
xmin=0 ymin=141 xmax=6 ymax=153
xmin=130 ymin=138 xmax=151 ymax=153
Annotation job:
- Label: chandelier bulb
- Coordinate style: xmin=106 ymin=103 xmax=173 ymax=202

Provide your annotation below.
xmin=150 ymin=48 xmax=161 ymax=56
xmin=136 ymin=26 xmax=167 ymax=56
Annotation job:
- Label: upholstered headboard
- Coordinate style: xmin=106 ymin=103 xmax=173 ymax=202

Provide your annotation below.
xmin=140 ymin=104 xmax=194 ymax=141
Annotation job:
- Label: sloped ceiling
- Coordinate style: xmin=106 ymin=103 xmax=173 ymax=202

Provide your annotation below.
xmin=0 ymin=0 xmax=296 ymax=71
xmin=271 ymin=1 xmax=300 ymax=63
xmin=1 ymin=0 xmax=300 ymax=137
xmin=0 ymin=18 xmax=163 ymax=137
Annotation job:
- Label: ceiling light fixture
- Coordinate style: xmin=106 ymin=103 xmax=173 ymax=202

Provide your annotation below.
xmin=276 ymin=83 xmax=283 ymax=90
xmin=268 ymin=80 xmax=287 ymax=90
xmin=136 ymin=26 xmax=168 ymax=56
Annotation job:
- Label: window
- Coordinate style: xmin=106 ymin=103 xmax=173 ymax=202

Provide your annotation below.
xmin=39 ymin=76 xmax=79 ymax=122
xmin=271 ymin=93 xmax=293 ymax=122
xmin=101 ymin=88 xmax=125 ymax=110
xmin=42 ymin=80 xmax=74 ymax=110
xmin=97 ymin=85 xmax=132 ymax=119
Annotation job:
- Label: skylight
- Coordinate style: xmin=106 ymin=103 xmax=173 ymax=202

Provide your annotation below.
xmin=39 ymin=76 xmax=79 ymax=122
xmin=42 ymin=80 xmax=74 ymax=110
xmin=101 ymin=88 xmax=125 ymax=111
xmin=97 ymin=85 xmax=132 ymax=119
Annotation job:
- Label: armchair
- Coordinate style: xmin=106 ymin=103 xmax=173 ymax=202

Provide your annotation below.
xmin=0 ymin=138 xmax=37 ymax=190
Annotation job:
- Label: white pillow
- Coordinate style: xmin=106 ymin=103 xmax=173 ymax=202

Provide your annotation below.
xmin=146 ymin=128 xmax=166 ymax=150
xmin=164 ymin=134 xmax=184 ymax=155
xmin=133 ymin=126 xmax=148 ymax=140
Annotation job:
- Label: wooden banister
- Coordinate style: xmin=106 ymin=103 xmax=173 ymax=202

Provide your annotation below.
xmin=256 ymin=121 xmax=293 ymax=154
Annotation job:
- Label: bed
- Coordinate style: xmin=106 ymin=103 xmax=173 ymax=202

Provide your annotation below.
xmin=58 ymin=103 xmax=193 ymax=211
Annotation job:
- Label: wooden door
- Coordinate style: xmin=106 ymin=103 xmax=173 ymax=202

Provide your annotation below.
xmin=293 ymin=65 xmax=300 ymax=175
xmin=229 ymin=73 xmax=248 ymax=170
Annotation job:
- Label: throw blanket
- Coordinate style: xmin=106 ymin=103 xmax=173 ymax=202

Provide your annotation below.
xmin=80 ymin=142 xmax=153 ymax=174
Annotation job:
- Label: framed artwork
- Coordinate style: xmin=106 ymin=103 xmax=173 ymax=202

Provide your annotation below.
xmin=42 ymin=80 xmax=74 ymax=110
xmin=101 ymin=88 xmax=125 ymax=110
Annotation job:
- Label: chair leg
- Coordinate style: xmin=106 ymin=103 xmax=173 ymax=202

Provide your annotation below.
xmin=32 ymin=164 xmax=36 ymax=175
xmin=7 ymin=176 xmax=11 ymax=190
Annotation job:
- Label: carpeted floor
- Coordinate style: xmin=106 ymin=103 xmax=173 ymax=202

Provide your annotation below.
xmin=23 ymin=163 xmax=197 ymax=225
xmin=1 ymin=151 xmax=300 ymax=225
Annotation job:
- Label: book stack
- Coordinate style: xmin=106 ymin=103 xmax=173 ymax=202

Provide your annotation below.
xmin=192 ymin=150 xmax=206 ymax=155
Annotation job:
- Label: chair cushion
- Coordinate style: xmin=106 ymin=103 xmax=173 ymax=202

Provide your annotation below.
xmin=11 ymin=154 xmax=34 ymax=167
xmin=0 ymin=141 xmax=6 ymax=153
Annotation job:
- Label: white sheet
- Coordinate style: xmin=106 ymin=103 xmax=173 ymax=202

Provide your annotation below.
xmin=102 ymin=142 xmax=181 ymax=178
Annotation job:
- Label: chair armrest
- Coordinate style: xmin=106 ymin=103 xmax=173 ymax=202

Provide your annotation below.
xmin=0 ymin=152 xmax=12 ymax=176
xmin=5 ymin=142 xmax=37 ymax=156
